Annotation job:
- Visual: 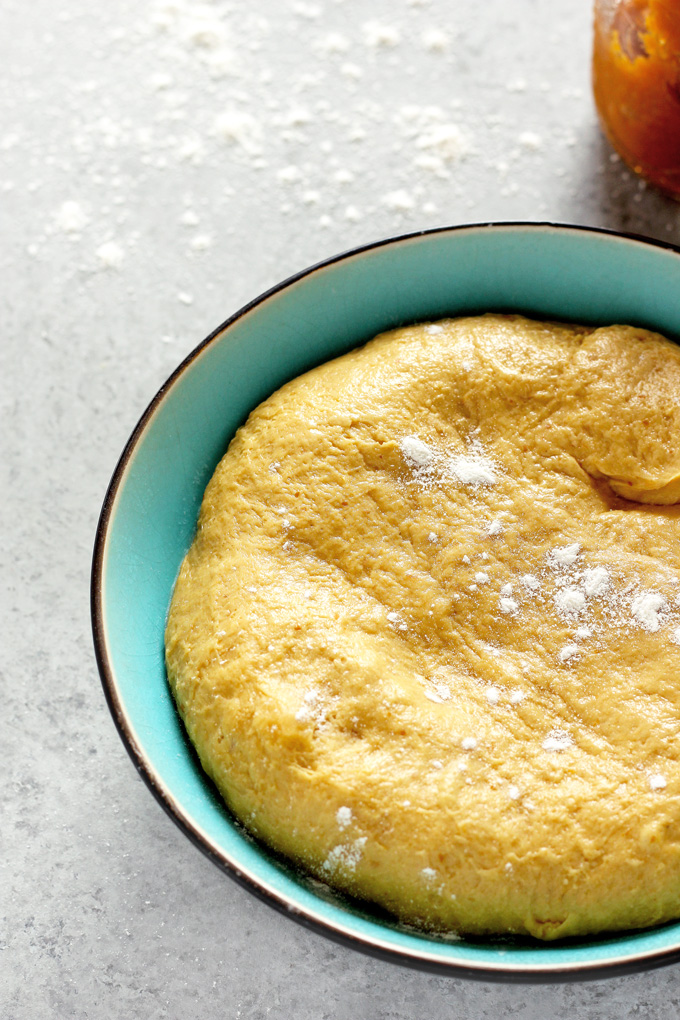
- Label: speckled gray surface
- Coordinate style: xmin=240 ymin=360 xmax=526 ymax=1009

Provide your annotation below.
xmin=4 ymin=0 xmax=680 ymax=1016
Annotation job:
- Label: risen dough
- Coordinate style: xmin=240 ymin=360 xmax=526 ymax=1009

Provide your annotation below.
xmin=165 ymin=314 xmax=680 ymax=940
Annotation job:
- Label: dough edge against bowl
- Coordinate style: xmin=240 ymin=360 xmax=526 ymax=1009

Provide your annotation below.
xmin=165 ymin=312 xmax=680 ymax=942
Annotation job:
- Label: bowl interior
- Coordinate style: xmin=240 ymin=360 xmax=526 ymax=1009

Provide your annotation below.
xmin=95 ymin=223 xmax=680 ymax=978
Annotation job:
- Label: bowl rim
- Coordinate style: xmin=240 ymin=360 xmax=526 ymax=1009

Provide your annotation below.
xmin=91 ymin=220 xmax=680 ymax=983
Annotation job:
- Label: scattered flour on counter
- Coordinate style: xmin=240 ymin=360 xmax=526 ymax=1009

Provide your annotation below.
xmin=213 ymin=110 xmax=262 ymax=154
xmin=631 ymin=592 xmax=666 ymax=632
xmin=414 ymin=122 xmax=470 ymax=166
xmin=179 ymin=209 xmax=200 ymax=227
xmin=362 ymin=20 xmax=401 ymax=47
xmin=518 ymin=131 xmax=542 ymax=151
xmin=95 ymin=240 xmax=125 ymax=268
xmin=382 ymin=189 xmax=415 ymax=212
xmin=54 ymin=200 xmax=89 ymax=233
xmin=189 ymin=233 xmax=212 ymax=251
xmin=421 ymin=28 xmax=450 ymax=51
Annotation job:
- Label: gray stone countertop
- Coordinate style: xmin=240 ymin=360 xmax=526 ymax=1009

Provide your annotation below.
xmin=3 ymin=0 xmax=680 ymax=1016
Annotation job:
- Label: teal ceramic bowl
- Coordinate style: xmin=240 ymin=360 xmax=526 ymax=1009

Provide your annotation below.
xmin=92 ymin=222 xmax=680 ymax=981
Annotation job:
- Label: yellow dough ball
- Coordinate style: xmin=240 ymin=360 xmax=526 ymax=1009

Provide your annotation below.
xmin=166 ymin=314 xmax=680 ymax=940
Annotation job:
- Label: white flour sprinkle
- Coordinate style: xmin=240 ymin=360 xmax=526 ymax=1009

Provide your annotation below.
xmin=542 ymin=730 xmax=573 ymax=752
xmin=499 ymin=596 xmax=518 ymax=615
xmin=427 ymin=680 xmax=451 ymax=702
xmin=519 ymin=130 xmax=543 ymax=151
xmin=509 ymin=689 xmax=525 ymax=704
xmin=521 ymin=574 xmax=540 ymax=591
xmin=322 ymin=836 xmax=367 ymax=874
xmin=382 ymin=188 xmax=415 ymax=212
xmin=554 ymin=588 xmax=586 ymax=616
xmin=425 ymin=323 xmax=444 ymax=335
xmin=55 ymin=199 xmax=89 ymax=233
xmin=400 ymin=434 xmax=499 ymax=488
xmin=414 ymin=122 xmax=470 ymax=165
xmin=362 ymin=20 xmax=401 ymax=47
xmin=462 ymin=555 xmax=471 ymax=565
xmin=449 ymin=456 xmax=498 ymax=487
xmin=295 ymin=690 xmax=325 ymax=724
xmin=500 ymin=583 xmax=513 ymax=596
xmin=558 ymin=643 xmax=579 ymax=663
xmin=336 ymin=806 xmax=353 ymax=829
xmin=575 ymin=626 xmax=592 ymax=640
xmin=485 ymin=686 xmax=501 ymax=705
xmin=461 ymin=737 xmax=477 ymax=750
xmin=95 ymin=240 xmax=125 ymax=268
xmin=432 ymin=759 xmax=443 ymax=769
xmin=672 ymin=627 xmax=680 ymax=645
xmin=213 ymin=110 xmax=262 ymax=153
xmin=475 ymin=572 xmax=489 ymax=583
xmin=507 ymin=785 xmax=521 ymax=800
xmin=649 ymin=774 xmax=667 ymax=791
xmin=387 ymin=610 xmax=408 ymax=633
xmin=189 ymin=234 xmax=212 ymax=251
xmin=583 ymin=566 xmax=611 ymax=598
xmin=400 ymin=436 xmax=433 ymax=471
xmin=548 ymin=543 xmax=581 ymax=569
xmin=421 ymin=867 xmax=437 ymax=881
xmin=421 ymin=28 xmax=450 ymax=51
xmin=428 ymin=531 xmax=439 ymax=543
xmin=486 ymin=518 xmax=504 ymax=536
xmin=268 ymin=461 xmax=281 ymax=473
xmin=631 ymin=592 xmax=666 ymax=632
